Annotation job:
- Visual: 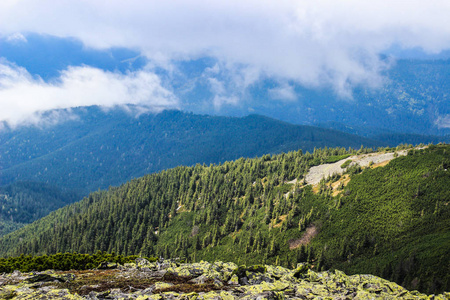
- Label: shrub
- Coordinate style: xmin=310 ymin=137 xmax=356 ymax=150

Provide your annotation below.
xmin=340 ymin=160 xmax=352 ymax=169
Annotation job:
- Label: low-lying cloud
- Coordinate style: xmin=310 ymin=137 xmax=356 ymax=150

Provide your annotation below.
xmin=0 ymin=61 xmax=178 ymax=127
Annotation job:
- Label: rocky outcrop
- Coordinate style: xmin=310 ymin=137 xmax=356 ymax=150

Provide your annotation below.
xmin=304 ymin=150 xmax=408 ymax=185
xmin=0 ymin=259 xmax=448 ymax=299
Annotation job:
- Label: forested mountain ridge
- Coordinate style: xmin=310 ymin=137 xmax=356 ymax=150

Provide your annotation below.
xmin=0 ymin=106 xmax=385 ymax=194
xmin=0 ymin=144 xmax=448 ymax=294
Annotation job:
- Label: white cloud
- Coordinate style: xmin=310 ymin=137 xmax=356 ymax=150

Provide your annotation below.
xmin=0 ymin=61 xmax=178 ymax=127
xmin=213 ymin=95 xmax=239 ymax=110
xmin=0 ymin=0 xmax=449 ymax=106
xmin=268 ymin=84 xmax=297 ymax=102
xmin=207 ymin=77 xmax=226 ymax=96
xmin=435 ymin=115 xmax=450 ymax=129
xmin=203 ymin=62 xmax=261 ymax=109
xmin=6 ymin=32 xmax=27 ymax=43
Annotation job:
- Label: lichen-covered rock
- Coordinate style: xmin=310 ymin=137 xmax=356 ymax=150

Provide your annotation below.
xmin=197 ymin=291 xmax=234 ymax=300
xmin=0 ymin=284 xmax=83 ymax=300
xmin=189 ymin=274 xmax=209 ymax=284
xmin=121 ymin=262 xmax=138 ymax=269
xmin=240 ymin=291 xmax=284 ymax=300
xmin=97 ymin=262 xmax=119 ymax=270
xmin=27 ymin=273 xmax=75 ymax=284
xmin=0 ymin=261 xmax=448 ymax=299
xmin=136 ymin=258 xmax=158 ymax=270
xmin=264 ymin=265 xmax=291 ymax=281
xmin=167 ymin=261 xmax=237 ymax=283
xmin=293 ymin=263 xmax=310 ymax=279
xmin=227 ymin=275 xmax=239 ymax=285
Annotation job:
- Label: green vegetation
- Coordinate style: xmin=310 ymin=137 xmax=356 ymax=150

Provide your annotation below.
xmin=340 ymin=159 xmax=352 ymax=169
xmin=311 ymin=144 xmax=450 ymax=293
xmin=0 ymin=251 xmax=157 ymax=273
xmin=0 ymin=145 xmax=361 ymax=260
xmin=0 ymin=144 xmax=448 ymax=294
xmin=0 ymin=182 xmax=80 ymax=237
xmin=324 ymin=154 xmax=352 ymax=164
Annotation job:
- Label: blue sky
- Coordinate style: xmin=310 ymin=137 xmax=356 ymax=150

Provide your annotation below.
xmin=1 ymin=0 xmax=450 ymax=126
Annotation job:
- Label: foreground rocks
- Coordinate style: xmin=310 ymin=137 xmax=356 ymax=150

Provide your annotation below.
xmin=0 ymin=259 xmax=448 ymax=299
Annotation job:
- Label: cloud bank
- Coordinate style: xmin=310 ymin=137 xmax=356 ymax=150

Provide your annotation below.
xmin=0 ymin=0 xmax=450 ymax=123
xmin=0 ymin=62 xmax=178 ymax=127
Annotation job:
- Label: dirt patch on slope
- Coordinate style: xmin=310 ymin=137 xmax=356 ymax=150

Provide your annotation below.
xmin=371 ymin=160 xmax=390 ymax=168
xmin=289 ymin=225 xmax=318 ymax=249
xmin=331 ymin=175 xmax=351 ymax=196
xmin=273 ymin=215 xmax=287 ymax=228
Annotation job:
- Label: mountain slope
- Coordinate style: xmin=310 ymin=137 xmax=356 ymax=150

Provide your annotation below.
xmin=1 ymin=144 xmax=448 ymax=293
xmin=0 ymin=182 xmax=79 ymax=236
xmin=0 ymin=107 xmax=384 ymax=193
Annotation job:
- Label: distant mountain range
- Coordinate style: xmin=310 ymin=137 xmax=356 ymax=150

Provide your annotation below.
xmin=316 ymin=121 xmax=450 ymax=146
xmin=1 ymin=106 xmax=448 ymax=195
xmin=0 ymin=106 xmax=384 ymax=194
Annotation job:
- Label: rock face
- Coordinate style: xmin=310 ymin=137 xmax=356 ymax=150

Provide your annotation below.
xmin=304 ymin=150 xmax=408 ymax=185
xmin=0 ymin=259 xmax=448 ymax=299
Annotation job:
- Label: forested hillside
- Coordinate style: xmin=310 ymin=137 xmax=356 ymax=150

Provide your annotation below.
xmin=0 ymin=182 xmax=79 ymax=237
xmin=1 ymin=144 xmax=448 ymax=294
xmin=0 ymin=107 xmax=384 ymax=194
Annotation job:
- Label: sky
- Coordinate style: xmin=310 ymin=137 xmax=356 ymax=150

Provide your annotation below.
xmin=1 ymin=0 xmax=450 ymax=127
